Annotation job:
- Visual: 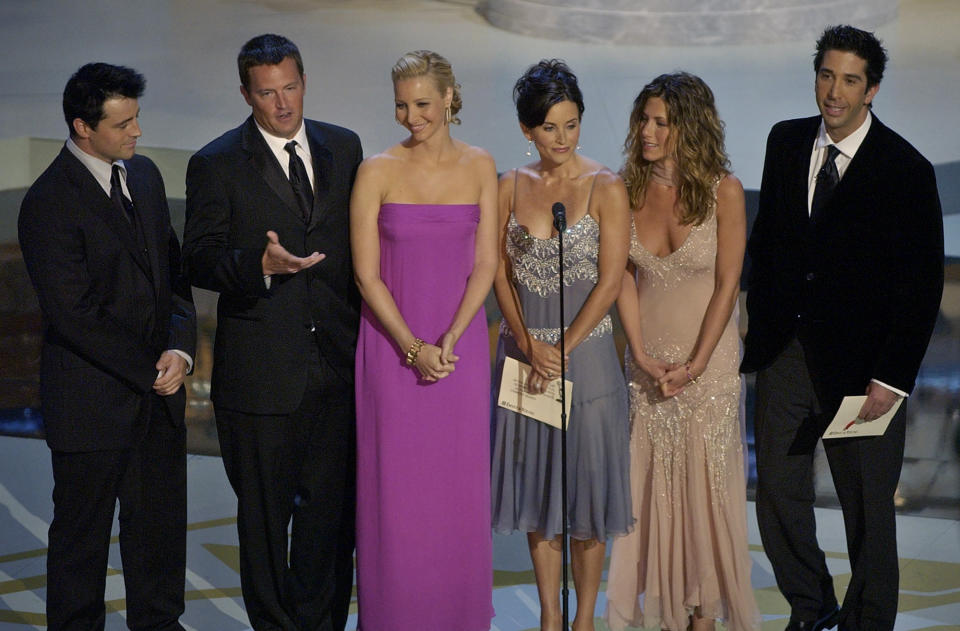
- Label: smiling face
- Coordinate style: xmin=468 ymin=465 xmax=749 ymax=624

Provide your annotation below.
xmin=73 ymin=96 xmax=141 ymax=163
xmin=815 ymin=49 xmax=879 ymax=142
xmin=241 ymin=56 xmax=305 ymax=139
xmin=524 ymin=99 xmax=580 ymax=165
xmin=393 ymin=76 xmax=451 ymax=142
xmin=637 ymin=96 xmax=672 ymax=163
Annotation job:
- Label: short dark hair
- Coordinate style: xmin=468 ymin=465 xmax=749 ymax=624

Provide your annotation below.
xmin=513 ymin=59 xmax=584 ymax=129
xmin=62 ymin=63 xmax=145 ymax=137
xmin=814 ymin=25 xmax=888 ymax=89
xmin=238 ymin=34 xmax=304 ymax=89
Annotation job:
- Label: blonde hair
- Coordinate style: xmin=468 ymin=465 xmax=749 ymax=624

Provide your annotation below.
xmin=391 ymin=50 xmax=462 ymax=125
xmin=622 ymin=72 xmax=730 ymax=225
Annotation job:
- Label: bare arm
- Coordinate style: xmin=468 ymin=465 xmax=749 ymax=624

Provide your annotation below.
xmin=559 ymin=170 xmax=630 ymax=352
xmin=616 ymin=261 xmax=670 ymax=381
xmin=350 ymin=157 xmax=452 ymax=381
xmin=492 ymin=170 xmax=565 ymax=392
xmin=660 ymin=175 xmax=746 ymax=396
xmin=439 ymin=150 xmax=500 ymax=362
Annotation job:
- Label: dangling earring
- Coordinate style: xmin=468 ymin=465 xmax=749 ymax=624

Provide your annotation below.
xmin=525 ymin=139 xmax=533 ymax=157
xmin=445 ymin=105 xmax=452 ymax=125
xmin=576 ymin=144 xmax=581 ymax=151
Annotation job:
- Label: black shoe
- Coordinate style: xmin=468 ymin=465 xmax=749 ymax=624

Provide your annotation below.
xmin=785 ymin=607 xmax=840 ymax=631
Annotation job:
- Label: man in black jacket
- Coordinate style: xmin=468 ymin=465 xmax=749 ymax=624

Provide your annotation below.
xmin=741 ymin=25 xmax=943 ymax=631
xmin=19 ymin=63 xmax=196 ymax=631
xmin=182 ymin=34 xmax=362 ymax=631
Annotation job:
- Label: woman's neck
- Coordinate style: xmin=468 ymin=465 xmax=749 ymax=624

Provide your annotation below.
xmin=649 ymin=158 xmax=677 ymax=188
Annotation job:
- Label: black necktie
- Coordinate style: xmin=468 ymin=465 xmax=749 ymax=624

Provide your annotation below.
xmin=284 ymin=141 xmax=314 ymax=223
xmin=110 ymin=164 xmax=135 ymax=224
xmin=811 ymin=144 xmax=841 ymax=220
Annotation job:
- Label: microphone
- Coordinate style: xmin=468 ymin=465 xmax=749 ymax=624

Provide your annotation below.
xmin=552 ymin=202 xmax=566 ymax=232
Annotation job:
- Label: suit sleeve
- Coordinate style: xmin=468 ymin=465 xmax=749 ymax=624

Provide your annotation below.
xmin=18 ymin=187 xmax=160 ymax=393
xmin=165 ymin=220 xmax=197 ymax=369
xmin=872 ymin=156 xmax=943 ymax=392
xmin=182 ymin=152 xmax=272 ymax=297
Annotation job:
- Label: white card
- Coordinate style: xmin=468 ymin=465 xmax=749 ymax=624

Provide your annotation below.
xmin=497 ymin=356 xmax=572 ymax=429
xmin=822 ymin=395 xmax=902 ymax=439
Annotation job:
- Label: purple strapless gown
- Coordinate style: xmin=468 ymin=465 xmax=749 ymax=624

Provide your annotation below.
xmin=355 ymin=203 xmax=493 ymax=631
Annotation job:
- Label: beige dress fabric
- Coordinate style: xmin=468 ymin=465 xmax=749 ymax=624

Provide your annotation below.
xmin=605 ymin=195 xmax=759 ymax=631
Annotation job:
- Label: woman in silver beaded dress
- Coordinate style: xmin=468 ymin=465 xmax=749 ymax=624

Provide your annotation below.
xmin=604 ymin=73 xmax=759 ymax=631
xmin=490 ymin=60 xmax=632 ymax=631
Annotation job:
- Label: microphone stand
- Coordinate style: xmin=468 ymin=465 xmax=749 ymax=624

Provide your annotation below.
xmin=552 ymin=202 xmax=569 ymax=630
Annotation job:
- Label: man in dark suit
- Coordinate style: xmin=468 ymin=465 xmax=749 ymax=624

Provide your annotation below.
xmin=181 ymin=34 xmax=362 ymax=631
xmin=18 ymin=63 xmax=196 ymax=631
xmin=741 ymin=25 xmax=943 ymax=631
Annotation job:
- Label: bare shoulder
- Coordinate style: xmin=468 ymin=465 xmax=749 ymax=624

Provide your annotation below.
xmin=357 ymin=146 xmax=403 ymax=179
xmin=591 ymin=167 xmax=628 ymax=204
xmin=717 ymin=173 xmax=745 ymax=205
xmin=458 ymin=141 xmax=496 ymax=170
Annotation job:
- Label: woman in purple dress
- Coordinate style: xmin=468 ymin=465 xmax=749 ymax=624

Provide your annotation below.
xmin=350 ymin=50 xmax=498 ymax=631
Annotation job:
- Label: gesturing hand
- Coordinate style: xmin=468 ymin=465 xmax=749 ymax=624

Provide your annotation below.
xmin=261 ymin=230 xmax=325 ymax=275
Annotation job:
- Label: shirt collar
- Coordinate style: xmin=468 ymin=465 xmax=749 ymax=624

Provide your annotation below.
xmin=65 ymin=136 xmax=125 ymax=196
xmin=816 ymin=110 xmax=872 ymax=160
xmin=253 ymin=119 xmax=310 ymax=158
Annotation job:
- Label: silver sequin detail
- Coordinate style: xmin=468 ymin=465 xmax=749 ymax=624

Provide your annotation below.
xmin=500 ymin=314 xmax=613 ymax=345
xmin=506 ymin=213 xmax=600 ymax=297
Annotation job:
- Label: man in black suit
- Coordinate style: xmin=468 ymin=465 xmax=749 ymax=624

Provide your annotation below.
xmin=741 ymin=25 xmax=943 ymax=631
xmin=182 ymin=34 xmax=362 ymax=631
xmin=18 ymin=63 xmax=196 ymax=631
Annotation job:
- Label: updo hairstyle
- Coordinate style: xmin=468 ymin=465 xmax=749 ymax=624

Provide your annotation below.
xmin=391 ymin=50 xmax=462 ymax=125
xmin=513 ymin=59 xmax=584 ymax=129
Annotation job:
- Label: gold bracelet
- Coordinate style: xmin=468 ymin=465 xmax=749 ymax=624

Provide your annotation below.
xmin=405 ymin=338 xmax=425 ymax=366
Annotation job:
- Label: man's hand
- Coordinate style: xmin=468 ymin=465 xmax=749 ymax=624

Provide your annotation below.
xmin=856 ymin=381 xmax=901 ymax=422
xmin=154 ymin=351 xmax=188 ymax=396
xmin=262 ymin=230 xmax=325 ymax=276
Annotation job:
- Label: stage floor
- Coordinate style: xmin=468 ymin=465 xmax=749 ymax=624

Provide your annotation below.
xmin=1 ymin=436 xmax=958 ymax=631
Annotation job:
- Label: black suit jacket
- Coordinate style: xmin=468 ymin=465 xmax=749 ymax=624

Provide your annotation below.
xmin=18 ymin=147 xmax=197 ymax=452
xmin=182 ymin=117 xmax=362 ymax=415
xmin=741 ymin=114 xmax=943 ymax=412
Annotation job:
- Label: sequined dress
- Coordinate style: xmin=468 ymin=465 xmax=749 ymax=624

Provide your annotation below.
xmin=490 ymin=211 xmax=632 ymax=541
xmin=605 ymin=203 xmax=759 ymax=630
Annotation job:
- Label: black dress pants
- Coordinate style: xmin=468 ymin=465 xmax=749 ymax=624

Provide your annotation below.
xmin=215 ymin=346 xmax=356 ymax=631
xmin=47 ymin=395 xmax=187 ymax=631
xmin=754 ymin=338 xmax=905 ymax=631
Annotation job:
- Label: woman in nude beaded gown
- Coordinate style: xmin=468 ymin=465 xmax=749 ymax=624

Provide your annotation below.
xmin=351 ymin=51 xmax=498 ymax=631
xmin=605 ymin=73 xmax=760 ymax=631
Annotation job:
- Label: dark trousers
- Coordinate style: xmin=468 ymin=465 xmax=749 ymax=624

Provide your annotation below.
xmin=754 ymin=338 xmax=906 ymax=631
xmin=47 ymin=396 xmax=187 ymax=631
xmin=215 ymin=347 xmax=356 ymax=631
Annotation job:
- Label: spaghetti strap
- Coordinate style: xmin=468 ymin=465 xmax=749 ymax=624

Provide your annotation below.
xmin=512 ymin=167 xmax=521 ymax=212
xmin=584 ymin=170 xmax=602 ymax=216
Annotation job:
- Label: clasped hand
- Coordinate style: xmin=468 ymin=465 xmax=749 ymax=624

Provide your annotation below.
xmin=526 ymin=339 xmax=567 ymax=395
xmin=153 ymin=350 xmax=187 ymax=396
xmin=413 ymin=332 xmax=460 ymax=382
xmin=633 ymin=350 xmax=695 ymax=399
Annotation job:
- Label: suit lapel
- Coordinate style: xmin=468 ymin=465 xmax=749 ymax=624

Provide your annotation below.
xmin=790 ymin=118 xmax=821 ymax=226
xmin=241 ymin=117 xmax=303 ymax=222
xmin=61 ymin=149 xmax=151 ymax=275
xmin=305 ymin=121 xmax=332 ymax=230
xmin=125 ymin=159 xmax=158 ymax=287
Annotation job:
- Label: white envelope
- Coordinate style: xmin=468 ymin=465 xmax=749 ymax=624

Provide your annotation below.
xmin=822 ymin=395 xmax=902 ymax=439
xmin=497 ymin=356 xmax=572 ymax=429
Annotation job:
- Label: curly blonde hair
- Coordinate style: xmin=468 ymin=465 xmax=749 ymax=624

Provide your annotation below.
xmin=391 ymin=50 xmax=463 ymax=125
xmin=622 ymin=72 xmax=729 ymax=225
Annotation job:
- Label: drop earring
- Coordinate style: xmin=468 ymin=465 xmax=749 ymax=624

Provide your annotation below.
xmin=525 ymin=139 xmax=533 ymax=157
xmin=445 ymin=105 xmax=452 ymax=124
xmin=576 ymin=144 xmax=581 ymax=151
